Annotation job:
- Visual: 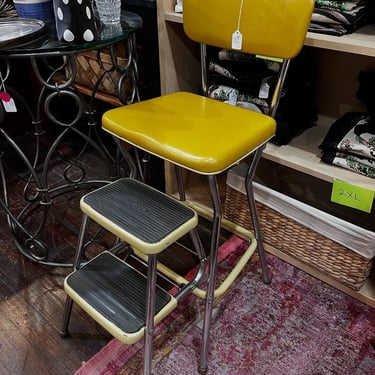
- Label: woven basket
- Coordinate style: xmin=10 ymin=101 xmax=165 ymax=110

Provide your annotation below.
xmin=66 ymin=44 xmax=128 ymax=97
xmin=224 ymin=184 xmax=373 ymax=290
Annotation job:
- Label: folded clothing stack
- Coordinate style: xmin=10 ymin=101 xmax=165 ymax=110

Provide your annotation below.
xmin=206 ymin=48 xmax=318 ymax=145
xmin=309 ymin=0 xmax=374 ymax=36
xmin=320 ymin=71 xmax=375 ymax=178
xmin=320 ymin=112 xmax=375 ymax=178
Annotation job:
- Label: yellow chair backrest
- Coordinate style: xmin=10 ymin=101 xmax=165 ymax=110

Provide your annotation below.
xmin=183 ymin=0 xmax=314 ymax=59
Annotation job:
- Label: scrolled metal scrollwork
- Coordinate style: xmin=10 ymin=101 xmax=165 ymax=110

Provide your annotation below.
xmin=0 ymin=31 xmax=140 ymax=266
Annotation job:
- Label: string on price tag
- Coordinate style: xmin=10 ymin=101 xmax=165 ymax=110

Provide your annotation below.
xmin=232 ymin=0 xmax=244 ymax=50
xmin=0 ymin=70 xmax=17 ymax=113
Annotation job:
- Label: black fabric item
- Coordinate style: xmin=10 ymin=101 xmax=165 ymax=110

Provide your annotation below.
xmin=356 ymin=70 xmax=375 ymax=120
xmin=206 ymin=47 xmax=318 ymax=145
xmin=53 ymin=0 xmax=97 ymax=43
xmin=320 ymin=150 xmax=375 ymax=179
xmin=319 ymin=112 xmax=375 ymax=178
xmin=272 ymin=52 xmax=318 ymax=145
xmin=308 ymin=1 xmax=372 ymax=36
xmin=0 ymin=100 xmax=4 ymax=124
xmin=319 ymin=112 xmax=368 ymax=151
xmin=121 ymin=0 xmax=155 ymax=9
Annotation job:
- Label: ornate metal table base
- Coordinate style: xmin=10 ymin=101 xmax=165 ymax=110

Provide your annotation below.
xmin=0 ymin=15 xmax=142 ymax=266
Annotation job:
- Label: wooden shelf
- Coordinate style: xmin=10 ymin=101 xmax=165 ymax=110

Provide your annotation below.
xmin=160 ymin=8 xmax=375 ymax=192
xmin=165 ymin=11 xmax=183 ymax=23
xmin=263 ymin=116 xmax=375 ymax=190
xmin=305 ymin=25 xmax=375 ymax=57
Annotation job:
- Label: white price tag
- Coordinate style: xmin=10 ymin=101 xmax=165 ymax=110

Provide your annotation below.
xmin=228 ymin=89 xmax=238 ymax=105
xmin=232 ymin=30 xmax=243 ymax=50
xmin=259 ymin=80 xmax=270 ymax=99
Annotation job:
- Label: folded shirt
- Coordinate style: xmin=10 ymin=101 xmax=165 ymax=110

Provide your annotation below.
xmin=309 ymin=0 xmax=371 ymax=35
xmin=321 ymin=150 xmax=375 ymax=178
xmin=315 ymin=0 xmax=367 ymax=12
xmin=320 ymin=112 xmax=375 ymax=178
xmin=320 ymin=112 xmax=375 ymax=160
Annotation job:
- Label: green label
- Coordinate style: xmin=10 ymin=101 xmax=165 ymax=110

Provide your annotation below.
xmin=255 ymin=55 xmax=283 ymax=62
xmin=331 ymin=179 xmax=374 ymax=213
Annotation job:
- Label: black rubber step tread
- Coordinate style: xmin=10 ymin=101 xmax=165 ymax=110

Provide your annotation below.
xmin=65 ymin=252 xmax=173 ymax=335
xmin=83 ymin=178 xmax=195 ymax=244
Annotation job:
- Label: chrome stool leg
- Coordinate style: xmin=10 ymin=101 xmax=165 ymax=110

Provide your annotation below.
xmin=246 ymin=148 xmax=271 ymax=284
xmin=60 ymin=214 xmax=90 ymax=337
xmin=144 ymin=254 xmax=158 ymax=375
xmin=60 ymin=296 xmax=74 ymax=338
xmin=199 ymin=175 xmax=222 ymax=374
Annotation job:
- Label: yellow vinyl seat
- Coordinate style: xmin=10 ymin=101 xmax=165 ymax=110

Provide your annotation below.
xmin=60 ymin=1 xmax=314 ymax=374
xmin=103 ymin=91 xmax=276 ymax=174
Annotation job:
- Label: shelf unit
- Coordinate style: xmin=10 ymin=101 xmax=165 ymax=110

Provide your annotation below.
xmin=156 ymin=0 xmax=375 ymax=307
xmin=263 ymin=116 xmax=375 ymax=190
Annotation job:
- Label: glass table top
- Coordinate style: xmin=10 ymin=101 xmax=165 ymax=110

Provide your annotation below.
xmin=0 ymin=11 xmax=142 ymax=57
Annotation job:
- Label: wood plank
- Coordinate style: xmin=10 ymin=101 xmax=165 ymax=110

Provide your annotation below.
xmin=156 ymin=0 xmax=200 ymax=95
xmin=263 ymin=117 xmax=375 ymax=190
xmin=305 ymin=25 xmax=375 ymax=57
xmin=0 ymin=233 xmax=110 ymax=374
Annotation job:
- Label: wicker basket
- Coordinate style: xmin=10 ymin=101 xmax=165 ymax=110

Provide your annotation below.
xmin=66 ymin=44 xmax=129 ymax=97
xmin=224 ymin=183 xmax=373 ymax=291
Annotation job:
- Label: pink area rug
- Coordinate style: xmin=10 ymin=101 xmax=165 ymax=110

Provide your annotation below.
xmin=74 ymin=236 xmax=375 ymax=375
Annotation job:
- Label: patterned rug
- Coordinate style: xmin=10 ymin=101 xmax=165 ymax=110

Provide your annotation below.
xmin=74 ymin=236 xmax=375 ymax=375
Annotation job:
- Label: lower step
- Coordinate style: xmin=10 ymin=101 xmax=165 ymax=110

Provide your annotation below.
xmin=65 ymin=251 xmax=177 ymax=344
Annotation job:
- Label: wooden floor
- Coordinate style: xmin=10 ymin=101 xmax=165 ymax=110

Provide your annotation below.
xmin=0 ymin=191 xmax=229 ymax=375
xmin=0 ymin=231 xmax=105 ymax=374
xmin=0 ymin=123 xmax=233 ymax=374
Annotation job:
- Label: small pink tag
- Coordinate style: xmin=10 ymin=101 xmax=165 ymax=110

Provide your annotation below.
xmin=0 ymin=91 xmax=17 ymax=112
xmin=0 ymin=92 xmax=11 ymax=102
